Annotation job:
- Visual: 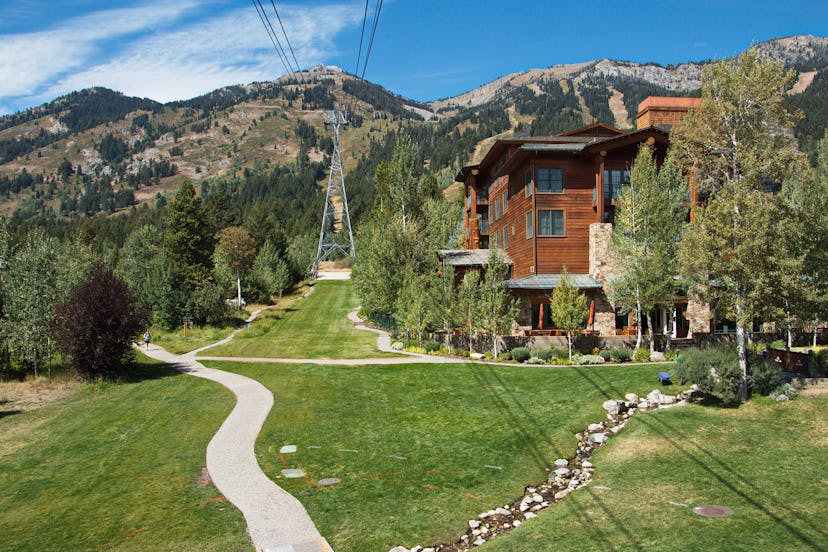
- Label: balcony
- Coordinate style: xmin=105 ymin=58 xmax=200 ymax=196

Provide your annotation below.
xmin=479 ymin=220 xmax=490 ymax=234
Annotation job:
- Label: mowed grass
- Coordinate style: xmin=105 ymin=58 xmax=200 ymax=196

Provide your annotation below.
xmin=206 ymin=360 xmax=666 ymax=551
xmin=480 ymin=396 xmax=828 ymax=552
xmin=0 ymin=360 xmax=250 ymax=552
xmin=202 ymin=280 xmax=393 ymax=359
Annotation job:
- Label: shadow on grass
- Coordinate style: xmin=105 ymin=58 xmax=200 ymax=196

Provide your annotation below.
xmin=466 ymin=364 xmax=643 ymax=548
xmin=634 ymin=409 xmax=827 ymax=549
xmin=0 ymin=409 xmax=24 ymax=419
xmin=471 ymin=364 xmax=563 ymax=470
xmin=576 ymin=365 xmax=826 ymax=549
xmin=116 ymin=356 xmax=183 ymax=384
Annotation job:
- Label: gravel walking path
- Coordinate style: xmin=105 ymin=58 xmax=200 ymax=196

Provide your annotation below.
xmin=136 ymin=287 xmax=460 ymax=551
xmin=139 ymin=344 xmax=332 ymax=552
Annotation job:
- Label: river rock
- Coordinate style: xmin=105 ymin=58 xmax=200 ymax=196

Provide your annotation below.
xmin=602 ymin=399 xmax=626 ymax=415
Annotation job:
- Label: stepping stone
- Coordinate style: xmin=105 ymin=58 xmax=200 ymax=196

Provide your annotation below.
xmin=318 ymin=478 xmax=341 ymax=486
xmin=279 ymin=445 xmax=297 ymax=454
xmin=281 ymin=469 xmax=305 ymax=479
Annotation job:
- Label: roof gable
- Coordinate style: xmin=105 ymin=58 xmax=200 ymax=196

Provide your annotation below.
xmin=558 ymin=122 xmax=626 ymax=138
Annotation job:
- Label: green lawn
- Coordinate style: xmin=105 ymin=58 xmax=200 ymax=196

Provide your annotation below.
xmin=484 ymin=396 xmax=828 ymax=552
xmin=201 ymin=280 xmax=394 ymax=359
xmin=206 ymin=360 xmax=667 ymax=551
xmin=0 ymin=360 xmax=250 ymax=552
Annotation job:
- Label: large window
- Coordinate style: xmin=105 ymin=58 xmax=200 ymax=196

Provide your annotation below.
xmin=495 ymin=198 xmax=500 ymax=220
xmin=502 ymin=191 xmax=508 ymax=214
xmin=538 ymin=209 xmax=565 ymax=236
xmin=537 ymin=167 xmax=564 ymax=193
xmin=526 ymin=211 xmax=533 ymax=239
xmin=603 ymin=169 xmax=630 ymax=201
xmin=503 ymin=227 xmax=509 ymax=248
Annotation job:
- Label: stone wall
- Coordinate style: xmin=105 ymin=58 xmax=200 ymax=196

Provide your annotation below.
xmin=686 ymin=298 xmax=711 ymax=337
xmin=589 ymin=223 xmax=617 ymax=335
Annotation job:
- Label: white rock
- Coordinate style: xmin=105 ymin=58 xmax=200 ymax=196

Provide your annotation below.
xmin=519 ymin=502 xmax=530 ymax=512
xmin=625 ymin=392 xmax=640 ymax=403
xmin=470 ymin=352 xmax=485 ymax=360
xmin=638 ymin=399 xmax=650 ymax=409
xmin=651 ymin=351 xmax=667 ymax=362
xmin=582 ymin=460 xmax=593 ymax=469
xmin=647 ymin=389 xmax=663 ymax=403
xmin=554 ymin=458 xmax=569 ymax=467
xmin=555 ymin=489 xmax=571 ymax=500
xmin=495 ymin=507 xmax=512 ymax=517
xmin=473 ymin=537 xmax=486 ymax=546
xmin=532 ymin=493 xmax=544 ymax=503
xmin=468 ymin=519 xmax=480 ymax=529
xmin=660 ymin=394 xmax=677 ymax=405
xmin=587 ymin=423 xmax=604 ymax=431
xmin=524 ymin=512 xmax=537 ymax=519
xmin=513 ymin=520 xmax=522 ymax=527
xmin=554 ymin=467 xmax=571 ymax=477
xmin=588 ymin=433 xmax=607 ymax=445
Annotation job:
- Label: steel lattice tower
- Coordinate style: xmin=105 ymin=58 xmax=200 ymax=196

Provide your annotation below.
xmin=314 ymin=110 xmax=355 ymax=276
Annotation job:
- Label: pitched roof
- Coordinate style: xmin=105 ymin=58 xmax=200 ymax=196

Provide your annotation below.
xmin=506 ymin=274 xmax=602 ymax=290
xmin=438 ymin=249 xmax=513 ymax=267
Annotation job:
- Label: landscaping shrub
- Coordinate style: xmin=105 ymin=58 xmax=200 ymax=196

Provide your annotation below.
xmin=391 ymin=341 xmax=405 ymax=351
xmin=577 ymin=354 xmax=605 ymax=365
xmin=511 ymin=347 xmax=531 ymax=363
xmin=598 ymin=349 xmax=613 ymax=362
xmin=747 ymin=357 xmax=782 ymax=395
xmin=552 ymin=347 xmax=569 ymax=360
xmin=532 ymin=348 xmax=555 ymax=362
xmin=526 ymin=357 xmax=547 ymax=365
xmin=497 ymin=351 xmax=512 ymax=362
xmin=424 ymin=340 xmax=440 ymax=353
xmin=673 ymin=345 xmax=744 ymax=406
xmin=610 ymin=348 xmax=631 ymax=363
xmin=632 ymin=348 xmax=651 ymax=363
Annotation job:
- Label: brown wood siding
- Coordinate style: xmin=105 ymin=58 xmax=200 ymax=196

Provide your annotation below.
xmin=498 ymin=163 xmax=535 ymax=278
xmin=535 ymin=158 xmax=594 ymax=274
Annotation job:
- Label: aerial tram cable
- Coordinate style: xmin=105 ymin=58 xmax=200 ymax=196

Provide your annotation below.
xmin=361 ymin=0 xmax=384 ymax=79
xmin=269 ymin=1 xmax=304 ymax=82
xmin=355 ymin=0 xmax=370 ymax=77
xmin=252 ymin=0 xmax=298 ymax=82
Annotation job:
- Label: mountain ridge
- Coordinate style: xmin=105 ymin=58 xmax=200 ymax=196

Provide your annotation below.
xmin=0 ymin=34 xmax=826 ymax=224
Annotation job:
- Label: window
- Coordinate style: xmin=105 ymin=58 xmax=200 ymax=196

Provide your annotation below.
xmin=526 ymin=211 xmax=533 ymax=239
xmin=603 ymin=169 xmax=630 ymax=201
xmin=502 ymin=191 xmax=508 ymax=214
xmin=503 ymin=227 xmax=509 ymax=248
xmin=525 ymin=170 xmax=532 ymax=197
xmin=537 ymin=168 xmax=563 ymax=193
xmin=495 ymin=198 xmax=500 ymax=220
xmin=488 ymin=205 xmax=492 ymax=224
xmin=538 ymin=210 xmax=565 ymax=236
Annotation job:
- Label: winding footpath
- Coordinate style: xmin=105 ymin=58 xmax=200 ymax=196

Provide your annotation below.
xmin=137 ymin=276 xmax=459 ymax=552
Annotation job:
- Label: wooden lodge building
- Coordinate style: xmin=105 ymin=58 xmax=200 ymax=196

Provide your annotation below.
xmin=444 ymin=96 xmax=711 ymax=339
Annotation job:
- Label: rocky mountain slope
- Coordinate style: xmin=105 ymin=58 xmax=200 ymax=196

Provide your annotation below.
xmin=0 ymin=35 xmax=825 ymax=224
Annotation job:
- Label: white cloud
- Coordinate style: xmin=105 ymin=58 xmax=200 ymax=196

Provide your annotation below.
xmin=1 ymin=1 xmax=364 ymax=111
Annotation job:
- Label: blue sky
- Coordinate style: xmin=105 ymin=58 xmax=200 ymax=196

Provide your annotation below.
xmin=1 ymin=0 xmax=826 ymax=115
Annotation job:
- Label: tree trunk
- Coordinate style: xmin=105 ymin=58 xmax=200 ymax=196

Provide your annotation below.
xmin=735 ymin=293 xmax=749 ymax=402
xmin=646 ymin=310 xmax=655 ymax=354
xmin=236 ymin=270 xmax=242 ymax=310
xmin=814 ymin=320 xmax=819 ymax=348
xmin=635 ymin=299 xmax=643 ymax=352
xmin=665 ymin=305 xmax=674 ymax=351
xmin=492 ymin=332 xmax=498 ymax=359
xmin=567 ymin=330 xmax=573 ymax=360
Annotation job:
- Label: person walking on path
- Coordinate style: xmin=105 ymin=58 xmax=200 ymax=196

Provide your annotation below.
xmin=143 ymin=330 xmax=151 ymax=349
